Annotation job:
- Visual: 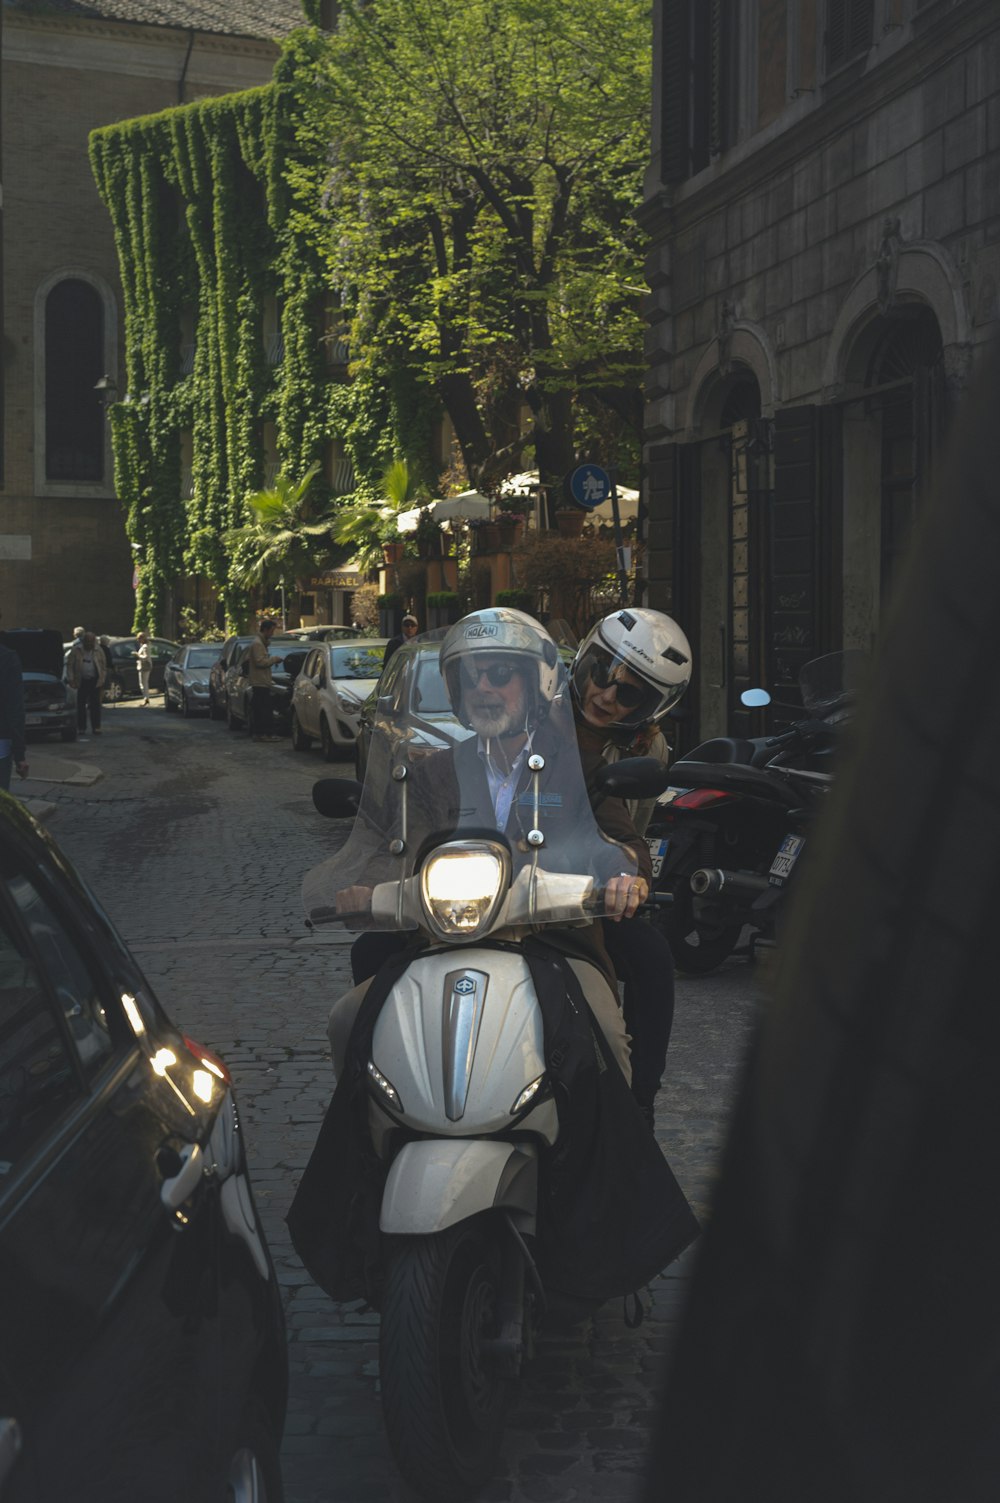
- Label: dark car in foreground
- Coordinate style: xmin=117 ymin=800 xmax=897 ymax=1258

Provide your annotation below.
xmin=222 ymin=640 xmax=309 ymax=735
xmin=163 ymin=642 xmax=224 ymax=717
xmin=0 ymin=629 xmax=76 ymax=743
xmin=0 ymin=793 xmax=287 ymax=1501
xmin=355 ymin=636 xmax=472 ymax=784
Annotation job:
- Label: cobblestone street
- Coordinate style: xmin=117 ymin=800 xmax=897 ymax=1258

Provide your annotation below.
xmin=23 ymin=703 xmax=762 ymax=1503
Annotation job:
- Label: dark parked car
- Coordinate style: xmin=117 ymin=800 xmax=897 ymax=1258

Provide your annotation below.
xmin=222 ymin=640 xmax=309 ymax=735
xmin=63 ymin=636 xmax=179 ymax=702
xmin=0 ymin=629 xmax=76 ymax=743
xmin=208 ymin=634 xmax=298 ymax=721
xmin=163 ymin=642 xmax=224 ymax=717
xmin=0 ymin=792 xmax=287 ymax=1501
xmin=354 ymin=637 xmax=472 ymax=785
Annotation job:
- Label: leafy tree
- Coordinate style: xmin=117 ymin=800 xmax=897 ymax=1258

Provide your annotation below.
xmin=291 ymin=0 xmax=650 ymax=516
xmin=225 ymin=463 xmax=345 ymax=614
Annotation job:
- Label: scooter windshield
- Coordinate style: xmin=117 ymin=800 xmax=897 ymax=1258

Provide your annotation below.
xmin=798 ymin=650 xmax=870 ymax=720
xmin=302 ymin=631 xmax=639 ymax=933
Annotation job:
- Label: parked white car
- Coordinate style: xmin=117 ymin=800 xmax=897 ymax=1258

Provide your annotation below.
xmin=290 ymin=639 xmax=388 ymax=760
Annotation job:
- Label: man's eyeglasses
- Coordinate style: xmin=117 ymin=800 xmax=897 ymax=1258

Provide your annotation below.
xmin=588 ymin=655 xmax=647 ymax=709
xmin=460 ymin=659 xmax=519 ymax=689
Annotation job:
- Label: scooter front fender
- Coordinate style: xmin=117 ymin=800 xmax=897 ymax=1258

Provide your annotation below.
xmin=379 ymin=1139 xmax=537 ymax=1236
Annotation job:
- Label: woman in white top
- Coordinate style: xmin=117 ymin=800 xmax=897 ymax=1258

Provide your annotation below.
xmin=135 ymin=632 xmax=152 ymax=704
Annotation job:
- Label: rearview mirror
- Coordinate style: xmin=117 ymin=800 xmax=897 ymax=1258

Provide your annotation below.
xmin=312 ymin=778 xmax=363 ymax=818
xmin=740 ymin=687 xmax=771 ymax=708
xmin=593 ymin=755 xmax=672 ymax=800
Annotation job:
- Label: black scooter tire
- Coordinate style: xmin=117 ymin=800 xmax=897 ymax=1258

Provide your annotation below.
xmin=660 ymin=898 xmax=742 ymax=975
xmin=380 ymin=1222 xmax=510 ymax=1501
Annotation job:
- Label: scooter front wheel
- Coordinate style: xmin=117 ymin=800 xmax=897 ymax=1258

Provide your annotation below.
xmin=380 ymin=1220 xmax=510 ymax=1501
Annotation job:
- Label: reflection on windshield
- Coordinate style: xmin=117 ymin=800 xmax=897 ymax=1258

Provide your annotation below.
xmin=303 ymin=638 xmax=637 ymax=932
xmin=187 ymin=647 xmax=221 ymax=667
xmin=332 ymin=647 xmax=385 ymax=679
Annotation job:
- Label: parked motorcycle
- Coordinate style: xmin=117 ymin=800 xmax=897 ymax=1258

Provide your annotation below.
xmin=290 ymin=679 xmax=696 ymax=1501
xmin=645 ymin=652 xmax=866 ymax=974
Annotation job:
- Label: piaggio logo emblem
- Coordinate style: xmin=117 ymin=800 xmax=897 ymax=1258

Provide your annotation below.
xmin=454 ymin=977 xmax=476 ymax=994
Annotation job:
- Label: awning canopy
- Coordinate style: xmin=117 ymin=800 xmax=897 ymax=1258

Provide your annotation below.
xmin=500 ymin=471 xmax=639 ymax=522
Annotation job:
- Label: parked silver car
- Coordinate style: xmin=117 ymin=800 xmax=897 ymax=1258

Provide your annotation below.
xmin=354 ymin=637 xmax=472 ymax=785
xmin=163 ymin=643 xmax=224 ymax=717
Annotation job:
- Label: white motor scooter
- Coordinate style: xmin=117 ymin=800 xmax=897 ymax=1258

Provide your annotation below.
xmin=297 ymin=648 xmax=695 ymax=1502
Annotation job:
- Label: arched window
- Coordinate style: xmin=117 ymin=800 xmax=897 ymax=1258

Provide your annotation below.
xmin=44 ymin=279 xmax=104 ymax=482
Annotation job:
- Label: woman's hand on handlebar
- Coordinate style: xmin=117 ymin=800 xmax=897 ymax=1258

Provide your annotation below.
xmin=604 ymin=874 xmax=649 ymax=921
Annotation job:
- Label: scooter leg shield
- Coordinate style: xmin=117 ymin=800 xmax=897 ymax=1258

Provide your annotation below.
xmin=379 ymin=1139 xmax=537 ymax=1235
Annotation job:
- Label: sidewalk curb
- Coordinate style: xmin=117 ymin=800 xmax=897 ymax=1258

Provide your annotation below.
xmin=21 ymin=759 xmax=104 ymax=788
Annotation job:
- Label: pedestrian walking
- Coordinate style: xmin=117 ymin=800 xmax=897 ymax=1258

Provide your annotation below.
xmin=0 ymin=641 xmax=29 ymax=790
xmin=66 ymin=631 xmax=108 ymax=738
xmin=248 ymin=618 xmax=282 ymax=742
xmin=383 ymin=612 xmax=418 ymax=665
xmin=135 ymin=632 xmax=153 ymax=704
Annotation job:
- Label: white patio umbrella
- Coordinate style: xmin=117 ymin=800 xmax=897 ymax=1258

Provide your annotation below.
xmin=394 ymin=491 xmax=492 ymax=532
xmin=499 ymin=471 xmax=639 ymax=522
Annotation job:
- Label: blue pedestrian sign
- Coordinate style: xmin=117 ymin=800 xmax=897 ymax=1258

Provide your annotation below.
xmin=569 ymin=464 xmax=612 ymax=509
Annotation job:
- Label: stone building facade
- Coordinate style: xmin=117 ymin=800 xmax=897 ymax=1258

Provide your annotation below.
xmin=642 ymin=0 xmax=999 ymax=741
xmin=0 ymin=0 xmax=301 ymax=634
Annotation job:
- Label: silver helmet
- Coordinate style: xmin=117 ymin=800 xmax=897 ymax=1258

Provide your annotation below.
xmin=572 ymin=607 xmax=692 ymax=730
xmin=440 ymin=608 xmax=561 ymax=730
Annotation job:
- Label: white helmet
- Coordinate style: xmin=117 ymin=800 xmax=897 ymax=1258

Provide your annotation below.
xmin=572 ymin=607 xmax=692 ymax=730
xmin=440 ymin=608 xmax=561 ymax=729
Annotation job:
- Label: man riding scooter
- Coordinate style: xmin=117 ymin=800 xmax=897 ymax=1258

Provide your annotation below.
xmin=326 ymin=607 xmax=653 ymax=1082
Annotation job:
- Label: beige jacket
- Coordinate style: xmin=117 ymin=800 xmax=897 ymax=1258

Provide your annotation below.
xmin=247 ymin=635 xmax=279 ymax=687
xmin=66 ymin=643 xmax=108 ymax=690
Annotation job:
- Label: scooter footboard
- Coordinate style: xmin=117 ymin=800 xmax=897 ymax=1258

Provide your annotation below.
xmin=380 ymin=1139 xmax=537 ymax=1235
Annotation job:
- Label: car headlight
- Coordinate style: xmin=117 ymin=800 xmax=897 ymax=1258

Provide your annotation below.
xmin=419 ymin=839 xmax=511 ymax=941
xmin=48 ymin=701 xmax=66 ymax=712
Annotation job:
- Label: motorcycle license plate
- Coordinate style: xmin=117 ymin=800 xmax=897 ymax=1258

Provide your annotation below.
xmin=645 ymin=836 xmax=670 ymax=878
xmin=769 ymin=834 xmax=804 ymax=884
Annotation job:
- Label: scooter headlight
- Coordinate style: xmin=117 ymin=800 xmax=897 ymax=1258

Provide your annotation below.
xmin=419 ymin=839 xmax=511 ymax=941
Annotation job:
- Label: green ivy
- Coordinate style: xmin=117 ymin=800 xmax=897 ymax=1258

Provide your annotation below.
xmin=89 ymin=37 xmax=440 ymax=633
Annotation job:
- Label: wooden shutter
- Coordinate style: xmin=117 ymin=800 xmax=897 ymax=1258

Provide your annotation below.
xmin=767 ymin=407 xmax=820 ymax=721
xmin=660 ymin=0 xmax=691 ymax=183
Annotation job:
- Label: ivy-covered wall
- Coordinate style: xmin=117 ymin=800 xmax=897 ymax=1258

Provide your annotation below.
xmin=89 ymin=29 xmax=439 ymax=632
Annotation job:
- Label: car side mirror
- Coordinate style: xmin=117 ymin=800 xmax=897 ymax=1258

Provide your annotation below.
xmin=376 ymin=694 xmax=398 ymax=715
xmin=594 ymin=755 xmax=672 ymax=800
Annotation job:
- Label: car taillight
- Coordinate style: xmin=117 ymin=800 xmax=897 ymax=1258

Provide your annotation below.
xmin=183 ymin=1034 xmax=233 ymax=1084
xmin=671 ymin=788 xmax=733 ymax=810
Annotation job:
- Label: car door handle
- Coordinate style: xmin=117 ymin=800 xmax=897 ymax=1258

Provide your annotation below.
xmin=0 ymin=1418 xmax=22 ymax=1490
xmin=159 ymin=1143 xmax=204 ymax=1211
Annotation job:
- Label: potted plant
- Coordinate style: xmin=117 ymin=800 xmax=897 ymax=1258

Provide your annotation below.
xmin=555 ymin=506 xmax=586 ymax=538
xmin=496 ymin=510 xmax=526 ymax=547
xmin=426 ymin=589 xmax=462 ymax=628
xmin=377 ymin=591 xmax=404 ymax=636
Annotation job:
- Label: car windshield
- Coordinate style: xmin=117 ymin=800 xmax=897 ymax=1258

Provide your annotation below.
xmin=302 ymin=626 xmax=638 ymax=932
xmin=185 ymin=646 xmax=221 ymax=668
xmin=331 ymin=646 xmax=385 ymax=680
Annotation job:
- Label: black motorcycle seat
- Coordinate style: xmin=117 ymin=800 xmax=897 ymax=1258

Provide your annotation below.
xmin=678 ymin=737 xmax=759 ymax=765
xmin=666 ymin=759 xmax=803 ymax=807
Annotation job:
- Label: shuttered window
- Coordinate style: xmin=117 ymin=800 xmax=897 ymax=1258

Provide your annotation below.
xmin=660 ymin=0 xmax=732 ymax=183
xmin=826 ymin=0 xmax=874 ymax=71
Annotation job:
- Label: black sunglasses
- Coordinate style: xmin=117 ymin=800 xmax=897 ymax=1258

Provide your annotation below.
xmin=461 ymin=659 xmax=519 ymax=688
xmin=588 ymin=655 xmax=647 ymax=709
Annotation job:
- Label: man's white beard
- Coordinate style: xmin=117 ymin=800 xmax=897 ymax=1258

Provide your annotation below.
xmin=467 ymin=698 xmax=524 ymax=739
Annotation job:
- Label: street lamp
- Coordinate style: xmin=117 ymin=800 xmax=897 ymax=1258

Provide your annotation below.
xmin=93 ymin=373 xmax=118 ymax=409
